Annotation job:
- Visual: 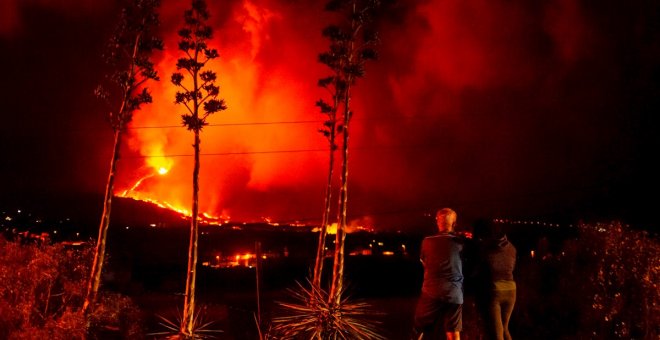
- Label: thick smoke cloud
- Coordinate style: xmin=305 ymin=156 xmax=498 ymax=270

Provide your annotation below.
xmin=120 ymin=0 xmax=331 ymax=221
xmin=3 ymin=0 xmax=653 ymax=229
xmin=114 ymin=0 xmax=658 ymax=228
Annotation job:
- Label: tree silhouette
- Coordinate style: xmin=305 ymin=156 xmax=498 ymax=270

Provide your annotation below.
xmin=311 ymin=75 xmax=340 ymax=289
xmin=171 ymin=0 xmax=226 ymax=336
xmin=84 ymin=0 xmax=162 ymax=314
xmin=320 ymin=0 xmax=380 ymax=307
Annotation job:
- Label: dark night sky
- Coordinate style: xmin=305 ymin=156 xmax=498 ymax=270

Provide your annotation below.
xmin=1 ymin=0 xmax=658 ymax=230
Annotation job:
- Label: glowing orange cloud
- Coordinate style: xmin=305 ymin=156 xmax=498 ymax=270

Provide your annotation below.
xmin=119 ymin=0 xmax=329 ymax=220
xmin=115 ymin=0 xmax=595 ymax=226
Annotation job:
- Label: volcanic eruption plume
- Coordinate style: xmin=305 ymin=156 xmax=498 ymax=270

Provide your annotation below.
xmin=118 ymin=0 xmax=332 ymax=222
xmin=116 ymin=0 xmax=599 ymax=227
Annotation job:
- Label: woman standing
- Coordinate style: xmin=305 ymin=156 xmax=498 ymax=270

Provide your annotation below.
xmin=473 ymin=219 xmax=517 ymax=340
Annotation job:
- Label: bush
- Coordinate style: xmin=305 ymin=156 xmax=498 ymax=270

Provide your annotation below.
xmin=0 ymin=236 xmax=144 ymax=339
xmin=512 ymin=222 xmax=659 ymax=339
xmin=88 ymin=293 xmax=144 ymax=339
xmin=0 ymin=237 xmax=89 ymax=338
xmin=578 ymin=222 xmax=660 ymax=339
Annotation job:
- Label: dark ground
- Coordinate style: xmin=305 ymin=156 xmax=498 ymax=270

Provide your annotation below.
xmin=119 ymin=253 xmax=518 ymax=340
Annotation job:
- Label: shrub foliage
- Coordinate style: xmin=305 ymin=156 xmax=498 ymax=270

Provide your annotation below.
xmin=512 ymin=222 xmax=659 ymax=339
xmin=0 ymin=237 xmax=143 ymax=339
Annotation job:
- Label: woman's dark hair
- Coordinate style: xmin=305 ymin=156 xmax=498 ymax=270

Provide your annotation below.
xmin=472 ymin=218 xmax=504 ymax=240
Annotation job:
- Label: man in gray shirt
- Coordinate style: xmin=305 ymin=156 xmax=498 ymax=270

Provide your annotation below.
xmin=414 ymin=208 xmax=464 ymax=340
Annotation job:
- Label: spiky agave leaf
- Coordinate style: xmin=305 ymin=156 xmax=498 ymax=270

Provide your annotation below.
xmin=149 ymin=306 xmax=223 ymax=339
xmin=272 ymin=280 xmax=385 ymax=340
xmin=255 ymin=312 xmax=279 ymax=340
xmin=153 ymin=311 xmax=181 ymax=336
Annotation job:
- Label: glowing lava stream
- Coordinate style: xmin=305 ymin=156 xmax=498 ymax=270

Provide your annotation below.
xmin=119 ymin=173 xmax=156 ymax=197
xmin=117 ymin=167 xmax=228 ymax=224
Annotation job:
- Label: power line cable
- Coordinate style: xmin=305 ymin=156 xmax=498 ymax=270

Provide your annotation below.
xmin=128 ymin=120 xmax=323 ymax=129
xmin=126 ymin=116 xmax=435 ymax=130
xmin=123 ymin=143 xmax=448 ymax=158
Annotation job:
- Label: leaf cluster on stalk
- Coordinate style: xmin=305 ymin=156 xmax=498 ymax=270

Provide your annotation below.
xmin=96 ymin=0 xmax=163 ymax=131
xmin=171 ymin=0 xmax=227 ymax=132
xmin=316 ymin=0 xmax=380 ymax=145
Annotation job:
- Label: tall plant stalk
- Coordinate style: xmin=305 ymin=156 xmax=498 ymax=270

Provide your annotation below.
xmin=312 ymin=79 xmax=341 ymax=289
xmin=171 ymin=0 xmax=226 ymax=335
xmin=84 ymin=0 xmax=162 ymax=314
xmin=321 ymin=0 xmax=380 ymax=306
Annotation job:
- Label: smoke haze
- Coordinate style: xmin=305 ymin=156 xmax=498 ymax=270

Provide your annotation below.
xmin=1 ymin=0 xmax=657 ymax=229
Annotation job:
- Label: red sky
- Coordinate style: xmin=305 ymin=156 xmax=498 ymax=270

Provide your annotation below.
xmin=1 ymin=0 xmax=658 ymax=230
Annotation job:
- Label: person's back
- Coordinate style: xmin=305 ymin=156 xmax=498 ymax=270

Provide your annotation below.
xmin=420 ymin=233 xmax=464 ymax=304
xmin=474 ymin=220 xmax=517 ymax=340
xmin=482 ymin=236 xmax=516 ymax=286
xmin=414 ymin=208 xmax=464 ymax=340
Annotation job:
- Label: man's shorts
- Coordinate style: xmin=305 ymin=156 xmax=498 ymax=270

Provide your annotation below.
xmin=413 ymin=294 xmax=462 ymax=333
